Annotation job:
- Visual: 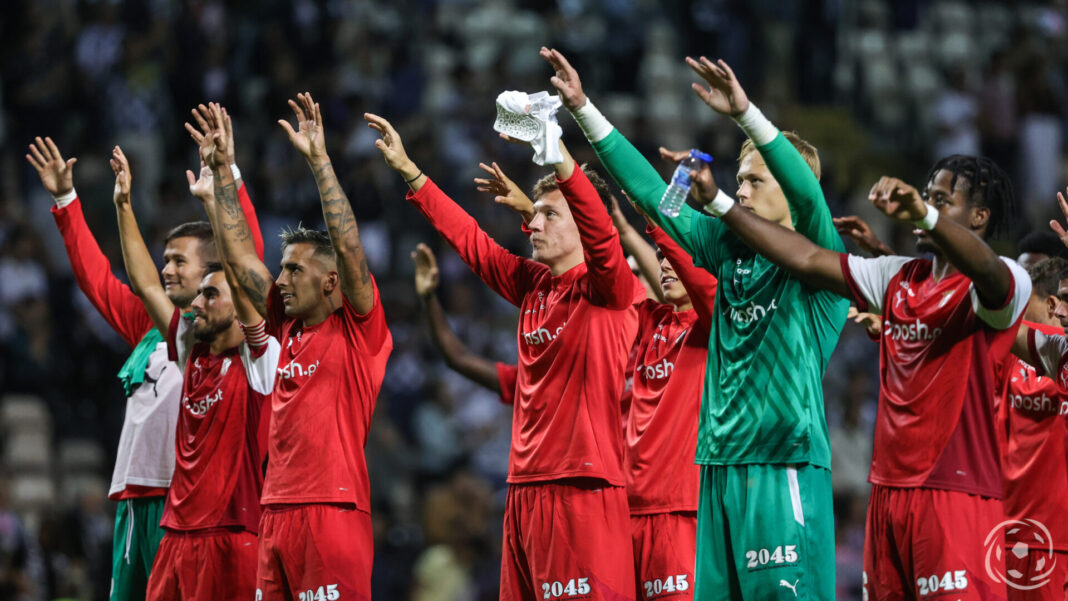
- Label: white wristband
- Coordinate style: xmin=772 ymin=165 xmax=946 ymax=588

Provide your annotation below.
xmin=53 ymin=189 xmax=77 ymax=208
xmin=704 ymin=189 xmax=735 ymax=217
xmin=912 ymin=204 xmax=939 ymax=231
xmin=732 ymin=103 xmax=778 ymax=147
xmin=571 ymin=99 xmax=614 ymax=144
xmin=230 ymin=164 xmax=241 ymax=181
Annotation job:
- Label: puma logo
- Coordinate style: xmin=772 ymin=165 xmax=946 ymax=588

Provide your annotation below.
xmin=779 ymin=579 xmax=799 ymax=597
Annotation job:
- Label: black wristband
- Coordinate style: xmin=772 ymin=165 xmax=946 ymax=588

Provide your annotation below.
xmin=405 ymin=171 xmax=424 ymax=184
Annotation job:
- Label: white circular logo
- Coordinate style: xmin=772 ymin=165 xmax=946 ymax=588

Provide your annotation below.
xmin=984 ymin=519 xmax=1057 ymax=591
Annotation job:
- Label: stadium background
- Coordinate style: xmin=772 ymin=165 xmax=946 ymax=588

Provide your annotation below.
xmin=0 ymin=0 xmax=1065 ymax=599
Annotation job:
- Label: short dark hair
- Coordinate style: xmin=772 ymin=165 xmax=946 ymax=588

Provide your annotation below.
xmin=279 ymin=225 xmax=335 ymax=262
xmin=1018 ymin=231 xmax=1068 ymax=261
xmin=204 ymin=262 xmax=224 ymax=276
xmin=530 ymin=163 xmax=613 ymax=212
xmin=925 ymin=155 xmax=1017 ymax=240
xmin=1028 ymin=257 xmax=1068 ymax=298
xmin=164 ymin=221 xmax=217 ymax=262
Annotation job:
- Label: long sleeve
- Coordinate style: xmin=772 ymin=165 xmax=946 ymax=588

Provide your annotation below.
xmin=587 ymin=128 xmax=726 ymax=264
xmin=647 ymin=224 xmax=717 ymax=327
xmin=52 ymin=197 xmax=153 ymax=348
xmin=555 ymin=167 xmax=639 ymax=309
xmin=407 ymin=178 xmax=543 ymax=307
xmin=237 ymin=182 xmax=265 ymax=261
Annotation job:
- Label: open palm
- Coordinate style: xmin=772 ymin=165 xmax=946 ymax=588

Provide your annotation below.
xmin=26 ymin=137 xmax=77 ymax=196
xmin=686 ymin=57 xmax=749 ymax=117
xmin=279 ymin=92 xmax=327 ymax=161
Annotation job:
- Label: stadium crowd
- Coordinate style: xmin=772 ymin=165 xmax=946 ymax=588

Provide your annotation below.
xmin=0 ymin=1 xmax=1066 ymax=600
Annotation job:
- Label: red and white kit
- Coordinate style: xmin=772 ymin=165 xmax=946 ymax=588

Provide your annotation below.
xmin=256 ymin=280 xmax=392 ymax=601
xmin=627 ymin=226 xmax=715 ymax=601
xmin=842 ymin=253 xmax=1030 ymax=601
xmin=146 ymin=310 xmax=278 ymax=601
xmin=408 ymin=168 xmax=644 ymax=601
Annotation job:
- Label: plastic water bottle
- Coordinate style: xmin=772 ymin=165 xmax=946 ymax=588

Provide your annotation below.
xmin=658 ymin=149 xmax=714 ymax=218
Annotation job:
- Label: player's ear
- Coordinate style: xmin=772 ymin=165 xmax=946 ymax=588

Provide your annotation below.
xmin=322 ymin=271 xmax=340 ymax=295
xmin=969 ymin=204 xmax=990 ymax=231
xmin=1046 ymin=294 xmax=1058 ymax=318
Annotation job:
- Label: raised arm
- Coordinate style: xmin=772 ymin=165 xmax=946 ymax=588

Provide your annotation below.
xmin=111 ymin=146 xmax=175 ymax=335
xmin=871 ymin=176 xmax=1012 ymax=307
xmin=474 ymin=161 xmax=535 ymax=223
xmin=687 ymin=57 xmax=839 ymax=249
xmin=279 ymin=92 xmax=374 ymax=314
xmin=541 ymin=47 xmax=713 ymax=257
xmin=366 ymin=112 xmax=538 ymax=307
xmin=27 ymin=137 xmax=152 ymax=347
xmin=412 ymin=243 xmax=501 ymax=393
xmin=191 ymin=103 xmax=273 ymax=318
xmin=834 ymin=215 xmax=895 ymax=257
xmin=610 ymin=194 xmax=665 ymax=303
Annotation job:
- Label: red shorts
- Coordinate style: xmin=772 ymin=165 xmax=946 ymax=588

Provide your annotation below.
xmin=1004 ymin=548 xmax=1068 ymax=601
xmin=146 ymin=529 xmax=257 ymax=601
xmin=864 ymin=485 xmax=1007 ymax=601
xmin=501 ymin=480 xmax=635 ymax=601
xmin=256 ymin=505 xmax=372 ymax=601
xmin=630 ymin=512 xmax=696 ymax=601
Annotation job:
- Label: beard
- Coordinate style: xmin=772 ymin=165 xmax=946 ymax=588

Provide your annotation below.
xmin=168 ymin=287 xmax=198 ymax=310
xmin=192 ymin=313 xmax=235 ymax=342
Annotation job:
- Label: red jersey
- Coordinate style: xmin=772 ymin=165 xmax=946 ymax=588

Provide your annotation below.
xmin=408 ymin=170 xmax=643 ymax=485
xmin=164 ymin=310 xmax=276 ymax=532
xmin=1015 ymin=325 xmax=1068 ymax=549
xmin=841 ymin=254 xmax=1030 ymax=497
xmin=626 ymin=226 xmax=716 ymax=514
xmin=263 ymin=280 xmax=392 ymax=509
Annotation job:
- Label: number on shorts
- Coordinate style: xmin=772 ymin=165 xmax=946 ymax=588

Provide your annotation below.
xmin=745 ymin=545 xmax=799 ymax=569
xmin=916 ymin=571 xmax=967 ymax=596
xmin=542 ymin=578 xmax=590 ymax=599
xmin=642 ymin=575 xmax=689 ymax=599
xmin=298 ymin=584 xmax=339 ymax=601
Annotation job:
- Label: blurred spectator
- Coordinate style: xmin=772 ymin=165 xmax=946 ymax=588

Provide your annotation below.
xmin=932 ymin=66 xmax=980 ymax=161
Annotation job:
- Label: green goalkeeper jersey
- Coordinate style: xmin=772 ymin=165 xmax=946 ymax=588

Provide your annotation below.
xmin=588 ymin=126 xmax=847 ymax=468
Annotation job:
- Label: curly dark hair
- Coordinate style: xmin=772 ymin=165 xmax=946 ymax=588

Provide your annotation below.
xmin=924 ymin=155 xmax=1017 ymax=240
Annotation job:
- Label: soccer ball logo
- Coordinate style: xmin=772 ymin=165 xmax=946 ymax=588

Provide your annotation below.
xmin=985 ymin=519 xmax=1057 ymax=591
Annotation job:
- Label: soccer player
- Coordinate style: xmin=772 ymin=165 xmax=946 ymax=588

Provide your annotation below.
xmin=107 ymin=144 xmax=275 ymax=600
xmin=999 ymin=255 xmax=1068 ymax=601
xmin=366 ymin=110 xmax=642 ymax=600
xmin=25 ymin=130 xmax=262 ymax=601
xmin=544 ymin=47 xmax=847 ymax=599
xmin=198 ymin=96 xmax=392 ymax=600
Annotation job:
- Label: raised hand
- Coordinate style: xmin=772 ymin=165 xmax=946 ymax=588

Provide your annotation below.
xmin=834 ymin=215 xmax=893 ymax=257
xmin=659 ymin=147 xmax=720 ymax=204
xmin=411 ymin=243 xmax=440 ymax=297
xmin=1049 ymin=188 xmax=1068 ymax=249
xmin=364 ymin=112 xmax=420 ymax=181
xmin=539 ymin=47 xmax=587 ymax=111
xmin=279 ymin=92 xmax=327 ymax=163
xmin=186 ymin=161 xmax=214 ymax=204
xmin=185 ymin=103 xmax=227 ymax=169
xmin=26 ymin=137 xmax=77 ymax=196
xmin=868 ymin=176 xmax=927 ymax=223
xmin=475 ymin=162 xmax=534 ymax=221
xmin=223 ymin=106 xmax=236 ymax=166
xmin=686 ymin=57 xmax=749 ymax=117
xmin=848 ymin=305 xmax=883 ymax=337
xmin=110 ymin=146 xmax=132 ymax=207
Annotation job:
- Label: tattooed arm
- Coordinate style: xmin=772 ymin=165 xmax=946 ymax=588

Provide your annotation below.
xmin=279 ymin=92 xmax=375 ymax=314
xmin=195 ymin=102 xmax=273 ymax=318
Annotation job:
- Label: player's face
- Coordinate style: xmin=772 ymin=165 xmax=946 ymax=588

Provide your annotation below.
xmin=658 ymin=253 xmax=691 ymax=307
xmin=915 ymin=169 xmax=985 ymax=254
xmin=190 ymin=271 xmax=236 ymax=342
xmin=736 ymin=152 xmax=791 ymax=228
xmin=276 ymin=243 xmax=335 ymax=318
xmin=528 ymin=190 xmax=582 ymax=269
xmin=1055 ymin=278 xmax=1068 ymax=328
xmin=162 ymin=237 xmax=209 ymax=309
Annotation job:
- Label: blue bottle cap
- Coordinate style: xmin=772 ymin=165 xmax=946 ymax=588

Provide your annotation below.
xmin=689 ymin=149 xmax=714 ymax=163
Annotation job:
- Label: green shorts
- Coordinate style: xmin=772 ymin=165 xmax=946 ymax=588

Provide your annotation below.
xmin=110 ymin=496 xmax=166 ymax=601
xmin=695 ymin=464 xmax=834 ymax=601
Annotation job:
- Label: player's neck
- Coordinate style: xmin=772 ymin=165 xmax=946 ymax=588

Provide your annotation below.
xmin=209 ymin=324 xmax=243 ymax=355
xmin=673 ymin=301 xmax=693 ymax=313
xmin=929 ymin=253 xmax=960 ymax=282
xmin=547 ymin=252 xmax=584 ymax=277
xmin=300 ymin=295 xmax=339 ymax=327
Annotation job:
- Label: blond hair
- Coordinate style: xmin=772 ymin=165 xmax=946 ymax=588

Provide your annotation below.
xmin=738 ymin=131 xmax=821 ymax=180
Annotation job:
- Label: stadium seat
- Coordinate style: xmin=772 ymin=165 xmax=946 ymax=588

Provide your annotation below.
xmin=4 ymin=431 xmax=53 ymax=472
xmin=58 ymin=438 xmax=106 ymax=474
xmin=0 ymin=394 xmax=52 ymax=435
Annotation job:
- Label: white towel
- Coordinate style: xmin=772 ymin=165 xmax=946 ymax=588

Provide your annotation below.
xmin=493 ymin=90 xmax=564 ymax=166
